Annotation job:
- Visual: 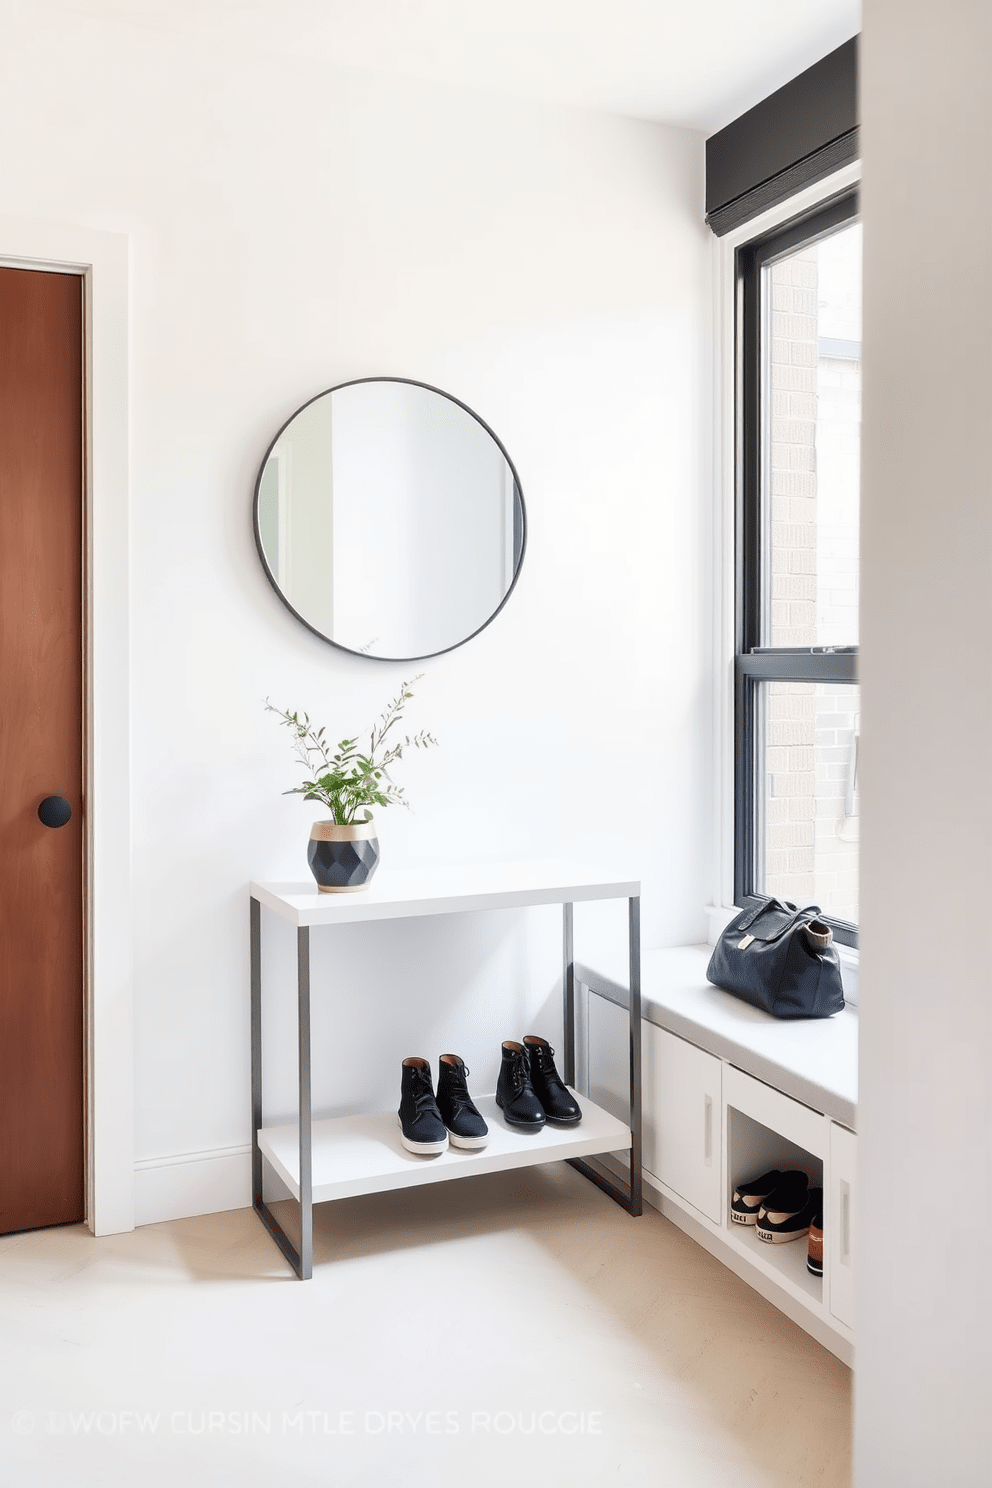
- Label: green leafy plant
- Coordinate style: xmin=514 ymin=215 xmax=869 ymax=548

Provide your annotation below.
xmin=265 ymin=678 xmax=438 ymax=825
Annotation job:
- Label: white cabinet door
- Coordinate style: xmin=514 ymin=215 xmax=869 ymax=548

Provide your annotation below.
xmin=828 ymin=1121 xmax=856 ymax=1329
xmin=643 ymin=1024 xmax=722 ymax=1223
xmin=586 ymin=996 xmax=721 ymax=1223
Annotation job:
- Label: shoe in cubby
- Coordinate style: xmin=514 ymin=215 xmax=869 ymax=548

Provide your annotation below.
xmin=807 ymin=1205 xmax=824 ymax=1276
xmin=757 ymin=1184 xmax=821 ymax=1245
xmin=731 ymin=1168 xmax=805 ymax=1226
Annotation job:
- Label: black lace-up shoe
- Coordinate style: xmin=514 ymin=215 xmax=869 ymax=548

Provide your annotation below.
xmin=495 ymin=1041 xmax=546 ymax=1130
xmin=397 ymin=1057 xmax=448 ymax=1156
xmin=523 ymin=1035 xmax=582 ymax=1126
xmin=436 ymin=1054 xmax=489 ymax=1150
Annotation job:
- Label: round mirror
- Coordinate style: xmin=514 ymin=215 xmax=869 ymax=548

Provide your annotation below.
xmin=253 ymin=378 xmax=526 ymax=660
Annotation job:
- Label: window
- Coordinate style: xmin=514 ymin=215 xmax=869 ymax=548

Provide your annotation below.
xmin=735 ymin=191 xmax=861 ymax=946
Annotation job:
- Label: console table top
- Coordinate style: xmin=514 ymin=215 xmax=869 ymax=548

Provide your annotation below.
xmin=251 ymin=858 xmax=641 ymax=927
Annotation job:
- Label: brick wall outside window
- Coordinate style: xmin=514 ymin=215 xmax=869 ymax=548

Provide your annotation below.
xmin=759 ymin=229 xmax=860 ymax=924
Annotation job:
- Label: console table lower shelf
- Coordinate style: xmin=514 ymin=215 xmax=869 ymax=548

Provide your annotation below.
xmin=258 ymin=1092 xmax=631 ymax=1206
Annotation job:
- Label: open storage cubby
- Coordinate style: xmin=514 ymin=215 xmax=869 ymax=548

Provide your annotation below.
xmin=722 ymin=1063 xmax=828 ymax=1311
xmin=726 ymin=1105 xmax=823 ymax=1303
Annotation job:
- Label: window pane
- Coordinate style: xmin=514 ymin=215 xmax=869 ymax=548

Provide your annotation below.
xmin=758 ymin=681 xmax=859 ymax=924
xmin=763 ymin=223 xmax=861 ymax=648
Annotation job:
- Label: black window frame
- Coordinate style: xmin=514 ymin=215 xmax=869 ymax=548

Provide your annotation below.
xmin=734 ymin=187 xmax=860 ymax=949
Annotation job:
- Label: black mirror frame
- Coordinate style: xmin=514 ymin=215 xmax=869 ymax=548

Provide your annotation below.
xmin=252 ymin=376 xmax=527 ymax=662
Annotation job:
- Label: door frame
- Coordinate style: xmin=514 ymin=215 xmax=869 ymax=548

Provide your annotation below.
xmin=0 ymin=219 xmax=132 ymax=1236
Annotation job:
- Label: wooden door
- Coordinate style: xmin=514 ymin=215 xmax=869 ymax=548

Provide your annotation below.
xmin=0 ymin=266 xmax=84 ymax=1233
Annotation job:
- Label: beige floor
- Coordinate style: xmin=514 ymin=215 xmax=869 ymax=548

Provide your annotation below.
xmin=0 ymin=1165 xmax=851 ymax=1487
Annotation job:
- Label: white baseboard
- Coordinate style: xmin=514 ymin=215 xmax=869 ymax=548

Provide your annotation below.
xmin=134 ymin=1144 xmax=252 ymax=1227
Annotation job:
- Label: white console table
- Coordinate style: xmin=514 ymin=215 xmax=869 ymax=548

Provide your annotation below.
xmin=249 ymin=860 xmax=642 ymax=1279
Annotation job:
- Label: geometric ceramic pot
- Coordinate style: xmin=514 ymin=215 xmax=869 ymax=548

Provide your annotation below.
xmin=307 ymin=818 xmax=380 ymax=893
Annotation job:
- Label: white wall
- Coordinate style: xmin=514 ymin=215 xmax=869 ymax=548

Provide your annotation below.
xmin=858 ymin=3 xmax=992 ymax=1482
xmin=0 ymin=6 xmax=712 ymax=1219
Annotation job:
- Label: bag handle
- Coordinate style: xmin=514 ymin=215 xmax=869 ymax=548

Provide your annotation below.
xmin=736 ymin=897 xmax=822 ymax=934
xmin=736 ymin=896 xmax=775 ymax=931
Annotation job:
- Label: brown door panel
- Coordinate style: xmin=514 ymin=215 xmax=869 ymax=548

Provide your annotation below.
xmin=0 ymin=266 xmax=84 ymax=1233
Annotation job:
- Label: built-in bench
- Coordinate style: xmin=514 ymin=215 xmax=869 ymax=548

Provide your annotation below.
xmin=578 ymin=943 xmax=858 ymax=1130
xmin=577 ymin=943 xmax=858 ymax=1364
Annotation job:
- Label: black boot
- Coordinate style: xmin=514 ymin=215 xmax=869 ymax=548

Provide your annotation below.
xmin=436 ymin=1054 xmax=489 ymax=1150
xmin=523 ymin=1035 xmax=581 ymax=1126
xmin=397 ymin=1057 xmax=448 ymax=1156
xmin=495 ymin=1041 xmax=546 ymax=1130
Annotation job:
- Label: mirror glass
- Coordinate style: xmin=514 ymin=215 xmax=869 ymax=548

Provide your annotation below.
xmin=254 ymin=379 xmax=525 ymax=660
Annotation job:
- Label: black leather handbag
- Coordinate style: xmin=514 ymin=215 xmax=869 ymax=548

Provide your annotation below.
xmin=706 ymin=897 xmax=845 ymax=1019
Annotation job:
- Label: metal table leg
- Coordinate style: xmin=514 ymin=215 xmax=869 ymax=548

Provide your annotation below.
xmin=627 ymin=895 xmax=643 ymax=1215
xmin=562 ymin=901 xmax=575 ymax=1083
xmin=297 ymin=926 xmax=313 ymax=1278
xmin=250 ymin=898 xmax=314 ymax=1279
xmin=250 ymin=897 xmax=263 ymax=1208
xmin=567 ymin=895 xmax=643 ymax=1216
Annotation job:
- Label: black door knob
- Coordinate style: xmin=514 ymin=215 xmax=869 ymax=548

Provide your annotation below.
xmin=38 ymin=796 xmax=72 ymax=829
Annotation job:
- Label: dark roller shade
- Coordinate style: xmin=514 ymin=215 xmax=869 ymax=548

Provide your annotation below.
xmin=706 ymin=36 xmax=859 ymax=236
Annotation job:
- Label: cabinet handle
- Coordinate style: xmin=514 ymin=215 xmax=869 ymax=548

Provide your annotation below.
xmin=840 ymin=1180 xmax=851 ymax=1266
xmin=704 ymin=1094 xmax=713 ymax=1166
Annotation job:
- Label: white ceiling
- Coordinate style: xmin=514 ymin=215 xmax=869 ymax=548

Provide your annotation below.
xmin=54 ymin=0 xmax=860 ymax=133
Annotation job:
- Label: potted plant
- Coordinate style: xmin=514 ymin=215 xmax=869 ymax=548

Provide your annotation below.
xmin=265 ymin=679 xmax=437 ymax=893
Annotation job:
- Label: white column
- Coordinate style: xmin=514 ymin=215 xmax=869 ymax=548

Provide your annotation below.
xmin=858 ymin=3 xmax=992 ymax=1481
